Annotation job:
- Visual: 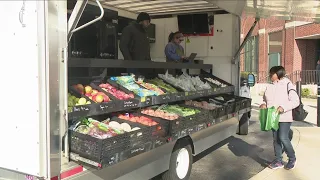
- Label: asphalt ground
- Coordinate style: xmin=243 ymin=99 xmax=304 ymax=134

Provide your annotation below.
xmin=189 ymin=107 xmax=313 ymax=180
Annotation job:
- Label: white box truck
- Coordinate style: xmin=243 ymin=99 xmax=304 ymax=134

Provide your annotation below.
xmin=0 ymin=0 xmax=317 ymax=180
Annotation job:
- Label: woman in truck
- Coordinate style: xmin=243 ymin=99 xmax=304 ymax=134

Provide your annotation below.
xmin=164 ymin=31 xmax=186 ymax=62
xmin=260 ymin=66 xmax=299 ymax=170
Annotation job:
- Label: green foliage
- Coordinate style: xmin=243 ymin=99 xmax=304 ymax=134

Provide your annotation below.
xmin=301 ymin=88 xmax=311 ymax=98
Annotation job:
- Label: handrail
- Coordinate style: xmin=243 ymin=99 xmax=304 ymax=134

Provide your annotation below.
xmin=71 ymin=0 xmax=104 ymax=33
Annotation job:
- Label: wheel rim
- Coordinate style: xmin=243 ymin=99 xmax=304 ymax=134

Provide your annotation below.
xmin=176 ymin=148 xmax=190 ymax=179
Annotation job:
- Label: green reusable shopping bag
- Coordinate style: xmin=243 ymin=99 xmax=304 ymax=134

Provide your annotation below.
xmin=265 ymin=107 xmax=280 ymax=131
xmin=259 ymin=108 xmax=268 ymax=131
xmin=259 ymin=107 xmax=280 ymax=131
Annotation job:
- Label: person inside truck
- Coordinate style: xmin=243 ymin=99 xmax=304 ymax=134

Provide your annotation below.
xmin=259 ymin=66 xmax=299 ymax=170
xmin=164 ymin=31 xmax=186 ymax=62
xmin=119 ymin=12 xmax=151 ymax=61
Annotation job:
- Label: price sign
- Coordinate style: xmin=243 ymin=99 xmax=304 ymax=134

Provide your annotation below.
xmin=197 ymin=124 xmax=206 ymax=131
xmin=180 ymin=129 xmax=187 ymax=137
xmin=145 ymin=97 xmax=152 ymax=105
xmin=197 ymin=90 xmax=205 ymax=97
xmin=187 ymin=127 xmax=196 ymax=134
xmin=122 ymin=100 xmax=139 ymax=108
xmin=73 ymin=105 xmax=90 ymax=113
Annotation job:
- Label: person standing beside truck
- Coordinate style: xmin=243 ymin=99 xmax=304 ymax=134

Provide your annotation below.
xmin=120 ymin=12 xmax=151 ymax=61
xmin=259 ymin=66 xmax=300 ymax=170
xmin=165 ymin=31 xmax=186 ymax=62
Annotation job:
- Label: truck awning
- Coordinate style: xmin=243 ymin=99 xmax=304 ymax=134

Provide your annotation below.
xmin=97 ymin=0 xmax=320 ymax=22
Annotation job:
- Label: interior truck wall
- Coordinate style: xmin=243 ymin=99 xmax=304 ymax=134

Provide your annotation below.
xmin=87 ymin=1 xmax=138 ymax=59
xmin=147 ymin=14 xmax=239 ymax=85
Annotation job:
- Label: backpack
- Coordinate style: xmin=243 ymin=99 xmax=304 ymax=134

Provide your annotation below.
xmin=287 ymin=82 xmax=308 ymax=121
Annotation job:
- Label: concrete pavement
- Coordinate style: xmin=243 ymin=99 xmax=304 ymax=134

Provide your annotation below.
xmin=249 ymin=127 xmax=320 ymax=180
xmin=250 ymin=94 xmax=320 ymax=180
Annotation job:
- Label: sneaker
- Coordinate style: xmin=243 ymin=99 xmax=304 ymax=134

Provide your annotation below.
xmin=285 ymin=159 xmax=297 ymax=170
xmin=268 ymin=160 xmax=284 ymax=169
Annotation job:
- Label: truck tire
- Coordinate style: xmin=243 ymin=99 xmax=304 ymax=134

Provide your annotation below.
xmin=238 ymin=112 xmax=249 ymax=135
xmin=162 ymin=143 xmax=193 ymax=180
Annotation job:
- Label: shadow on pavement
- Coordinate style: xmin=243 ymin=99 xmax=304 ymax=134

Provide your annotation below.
xmin=227 ymin=136 xmax=269 ymax=167
xmin=193 ymin=136 xmax=269 ymax=167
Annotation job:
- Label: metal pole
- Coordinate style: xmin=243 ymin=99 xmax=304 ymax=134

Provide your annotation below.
xmin=318 ymin=84 xmax=320 ymax=127
xmin=232 ymin=18 xmax=260 ymax=64
xmin=296 ymin=81 xmax=301 ymax=98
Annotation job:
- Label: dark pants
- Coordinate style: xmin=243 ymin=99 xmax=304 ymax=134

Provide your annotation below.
xmin=272 ymin=122 xmax=296 ymax=161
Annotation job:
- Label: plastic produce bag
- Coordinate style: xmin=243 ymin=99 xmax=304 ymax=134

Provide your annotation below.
xmin=259 ymin=107 xmax=280 ymax=131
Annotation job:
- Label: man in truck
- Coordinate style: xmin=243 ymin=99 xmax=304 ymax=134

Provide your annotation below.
xmin=119 ymin=12 xmax=151 ymax=61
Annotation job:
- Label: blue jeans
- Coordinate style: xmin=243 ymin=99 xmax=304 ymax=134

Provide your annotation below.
xmin=272 ymin=122 xmax=296 ymax=161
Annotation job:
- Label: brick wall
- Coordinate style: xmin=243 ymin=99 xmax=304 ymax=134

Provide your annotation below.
xmin=241 ymin=17 xmax=320 ymax=76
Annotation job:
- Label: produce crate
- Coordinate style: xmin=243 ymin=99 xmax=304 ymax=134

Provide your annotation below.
xmin=178 ymin=104 xmax=209 ymax=124
xmin=119 ymin=141 xmax=153 ymax=161
xmin=107 ymin=79 xmax=153 ymax=106
xmin=139 ymin=111 xmax=183 ymax=137
xmin=68 ymin=85 xmax=117 ymax=118
xmin=216 ymin=106 xmax=226 ymax=118
xmin=69 ymin=118 xmax=155 ymax=168
xmin=90 ymin=82 xmax=140 ymax=110
xmin=152 ymin=137 xmax=168 ymax=149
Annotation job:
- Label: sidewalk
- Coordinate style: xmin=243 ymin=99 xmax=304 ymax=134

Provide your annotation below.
xmin=251 ymin=94 xmax=318 ymax=126
xmin=249 ymin=127 xmax=320 ymax=180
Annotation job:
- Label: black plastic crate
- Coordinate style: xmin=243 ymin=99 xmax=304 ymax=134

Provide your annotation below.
xmin=119 ymin=141 xmax=153 ymax=161
xmin=216 ymin=106 xmax=226 ymax=118
xmin=152 ymin=137 xmax=168 ymax=149
xmin=208 ymin=108 xmax=218 ymax=121
xmin=69 ymin=130 xmax=103 ymax=163
xmin=225 ymin=102 xmax=236 ymax=114
xmin=136 ymin=113 xmax=170 ymax=137
xmin=179 ymin=104 xmax=209 ymax=124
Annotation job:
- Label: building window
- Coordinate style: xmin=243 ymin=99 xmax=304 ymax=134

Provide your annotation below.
xmin=268 ymin=31 xmax=283 ymax=70
xmin=244 ymin=36 xmax=259 ymax=73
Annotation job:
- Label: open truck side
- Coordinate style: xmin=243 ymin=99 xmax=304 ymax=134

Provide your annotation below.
xmin=1 ymin=0 xmax=318 ymax=180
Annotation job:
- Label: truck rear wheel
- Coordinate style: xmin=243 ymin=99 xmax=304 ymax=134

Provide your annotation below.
xmin=162 ymin=143 xmax=193 ymax=180
xmin=238 ymin=112 xmax=249 ymax=135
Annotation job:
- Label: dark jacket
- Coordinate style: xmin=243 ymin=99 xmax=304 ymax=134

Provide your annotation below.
xmin=120 ymin=22 xmax=151 ymax=61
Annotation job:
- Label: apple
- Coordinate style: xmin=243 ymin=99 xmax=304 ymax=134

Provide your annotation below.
xmin=85 ymin=93 xmax=91 ymax=97
xmin=85 ymin=86 xmax=92 ymax=94
xmin=92 ymin=94 xmax=97 ymax=102
xmin=91 ymin=90 xmax=98 ymax=95
xmin=102 ymin=95 xmax=110 ymax=102
xmin=95 ymin=95 xmax=104 ymax=103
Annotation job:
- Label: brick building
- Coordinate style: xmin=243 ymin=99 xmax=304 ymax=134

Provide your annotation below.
xmin=240 ymin=16 xmax=320 ymax=83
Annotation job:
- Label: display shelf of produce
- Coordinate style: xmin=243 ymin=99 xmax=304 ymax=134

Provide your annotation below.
xmin=68 ymin=75 xmax=237 ymax=121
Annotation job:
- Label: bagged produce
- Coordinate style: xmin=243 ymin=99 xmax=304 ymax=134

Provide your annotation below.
xmin=148 ymin=78 xmax=178 ymax=93
xmin=259 ymin=107 xmax=280 ymax=131
xmin=160 ymin=105 xmax=200 ymax=117
xmin=158 ymin=71 xmax=211 ymax=91
xmin=110 ymin=76 xmax=157 ymax=97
